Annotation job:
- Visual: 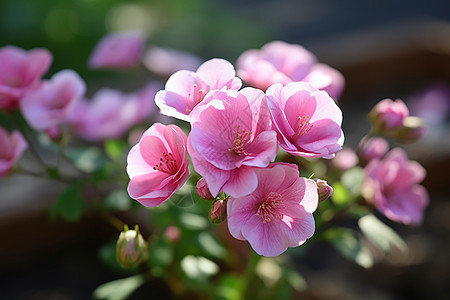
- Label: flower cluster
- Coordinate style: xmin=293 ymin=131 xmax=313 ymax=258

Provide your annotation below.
xmin=127 ymin=41 xmax=346 ymax=256
xmin=0 ymin=38 xmax=430 ymax=261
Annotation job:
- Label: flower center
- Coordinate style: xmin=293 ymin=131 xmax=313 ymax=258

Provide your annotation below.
xmin=186 ymin=83 xmax=206 ymax=113
xmin=291 ymin=115 xmax=313 ymax=141
xmin=257 ymin=192 xmax=284 ymax=223
xmin=229 ymin=125 xmax=252 ymax=156
xmin=153 ymin=151 xmax=178 ymax=174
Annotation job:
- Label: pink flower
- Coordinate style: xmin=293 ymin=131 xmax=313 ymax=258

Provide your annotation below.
xmin=88 ymin=31 xmax=145 ymax=70
xmin=68 ymin=83 xmax=159 ymax=142
xmin=369 ymin=98 xmax=409 ymax=131
xmin=236 ymin=41 xmax=344 ymax=99
xmin=362 ymin=148 xmax=429 ymax=225
xmin=143 ymin=46 xmax=202 ymax=77
xmin=188 ymin=88 xmax=278 ymax=198
xmin=0 ymin=46 xmax=52 ymax=110
xmin=155 ymin=58 xmax=242 ymax=122
xmin=0 ymin=127 xmax=28 ymax=177
xmin=227 ymin=163 xmax=318 ymax=257
xmin=266 ymin=82 xmax=344 ymax=158
xmin=126 ymin=123 xmax=189 ymax=207
xmin=20 ymin=70 xmax=86 ymax=135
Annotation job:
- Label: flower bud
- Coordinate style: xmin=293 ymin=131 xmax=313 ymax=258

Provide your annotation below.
xmin=395 ymin=116 xmax=426 ymax=143
xmin=196 ymin=177 xmax=214 ymax=200
xmin=45 ymin=126 xmax=61 ymax=142
xmin=116 ymin=225 xmax=148 ymax=268
xmin=209 ymin=199 xmax=227 ymax=224
xmin=357 ymin=136 xmax=389 ymax=164
xmin=369 ymin=98 xmax=409 ymax=134
xmin=315 ymin=179 xmax=333 ymax=202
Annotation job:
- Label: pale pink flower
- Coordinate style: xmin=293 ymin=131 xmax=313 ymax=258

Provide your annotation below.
xmin=266 ymin=82 xmax=344 ymax=158
xmin=143 ymin=46 xmax=202 ymax=77
xmin=20 ymin=70 xmax=85 ymax=135
xmin=68 ymin=83 xmax=159 ymax=142
xmin=227 ymin=163 xmax=318 ymax=257
xmin=187 ymin=88 xmax=278 ymax=198
xmin=126 ymin=123 xmax=189 ymax=207
xmin=369 ymin=98 xmax=409 ymax=131
xmin=0 ymin=127 xmax=28 ymax=177
xmin=362 ymin=148 xmax=429 ymax=225
xmin=236 ymin=41 xmax=344 ymax=99
xmin=0 ymin=46 xmax=52 ymax=110
xmin=303 ymin=63 xmax=345 ymax=100
xmin=88 ymin=31 xmax=145 ymax=70
xmin=155 ymin=58 xmax=242 ymax=122
xmin=332 ymin=148 xmax=358 ymax=171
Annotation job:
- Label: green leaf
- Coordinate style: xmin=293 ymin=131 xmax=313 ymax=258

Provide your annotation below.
xmin=179 ymin=212 xmax=209 ymax=231
xmin=180 ymin=255 xmax=219 ymax=281
xmin=149 ymin=237 xmax=173 ymax=269
xmin=325 ymin=228 xmax=373 ymax=268
xmin=284 ymin=269 xmax=307 ymax=292
xmin=330 ymin=182 xmax=351 ymax=206
xmin=105 ymin=189 xmax=133 ymax=211
xmin=197 ymin=232 xmax=227 ymax=259
xmin=358 ymin=214 xmax=408 ymax=254
xmin=93 ymin=275 xmax=145 ymax=300
xmin=105 ymin=139 xmax=128 ymax=161
xmin=341 ymin=167 xmax=364 ymax=197
xmin=50 ymin=185 xmax=83 ymax=222
xmin=216 ymin=274 xmax=243 ymax=300
xmin=66 ymin=147 xmax=107 ymax=173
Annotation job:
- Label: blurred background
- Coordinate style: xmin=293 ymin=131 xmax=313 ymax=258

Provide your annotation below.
xmin=1 ymin=0 xmax=450 ymax=299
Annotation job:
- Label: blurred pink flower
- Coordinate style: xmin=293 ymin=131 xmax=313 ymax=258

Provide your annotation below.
xmin=0 ymin=46 xmax=52 ymax=110
xmin=266 ymin=82 xmax=344 ymax=159
xmin=127 ymin=123 xmax=189 ymax=207
xmin=227 ymin=163 xmax=318 ymax=257
xmin=68 ymin=83 xmax=159 ymax=142
xmin=155 ymin=58 xmax=242 ymax=122
xmin=20 ymin=70 xmax=85 ymax=135
xmin=188 ymin=88 xmax=277 ymax=198
xmin=369 ymin=98 xmax=409 ymax=131
xmin=88 ymin=31 xmax=145 ymax=70
xmin=143 ymin=46 xmax=202 ymax=77
xmin=0 ymin=127 xmax=28 ymax=177
xmin=332 ymin=148 xmax=358 ymax=171
xmin=362 ymin=148 xmax=429 ymax=225
xmin=236 ymin=41 xmax=344 ymax=99
xmin=357 ymin=136 xmax=389 ymax=164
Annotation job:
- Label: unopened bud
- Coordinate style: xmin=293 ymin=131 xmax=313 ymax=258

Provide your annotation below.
xmin=196 ymin=178 xmax=214 ymax=200
xmin=369 ymin=98 xmax=409 ymax=134
xmin=116 ymin=225 xmax=148 ymax=268
xmin=209 ymin=199 xmax=227 ymax=224
xmin=395 ymin=116 xmax=426 ymax=143
xmin=315 ymin=179 xmax=333 ymax=202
